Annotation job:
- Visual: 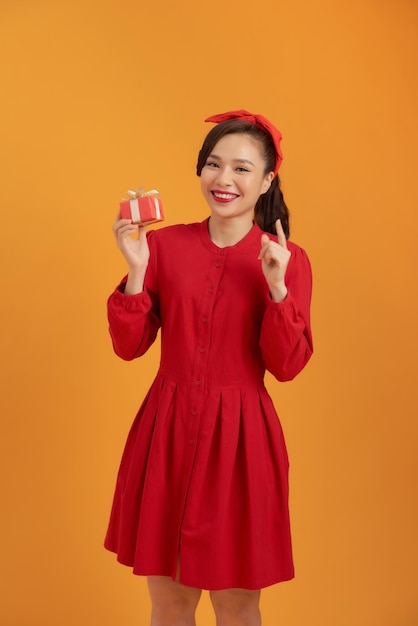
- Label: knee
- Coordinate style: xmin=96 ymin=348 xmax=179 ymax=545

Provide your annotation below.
xmin=210 ymin=588 xmax=261 ymax=624
xmin=148 ymin=578 xmax=201 ymax=623
xmin=151 ymin=592 xmax=192 ymax=619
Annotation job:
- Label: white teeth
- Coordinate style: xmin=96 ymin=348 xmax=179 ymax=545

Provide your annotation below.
xmin=213 ymin=192 xmax=237 ymax=199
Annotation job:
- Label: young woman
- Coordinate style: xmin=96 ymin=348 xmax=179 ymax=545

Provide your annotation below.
xmin=105 ymin=110 xmax=313 ymax=626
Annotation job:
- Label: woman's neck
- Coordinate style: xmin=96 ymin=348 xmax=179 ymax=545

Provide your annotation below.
xmin=208 ymin=215 xmax=254 ymax=248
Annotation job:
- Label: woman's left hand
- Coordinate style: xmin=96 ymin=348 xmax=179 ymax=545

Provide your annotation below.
xmin=258 ymin=219 xmax=291 ymax=302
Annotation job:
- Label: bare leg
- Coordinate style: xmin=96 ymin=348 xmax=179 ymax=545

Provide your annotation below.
xmin=210 ymin=588 xmax=262 ymax=626
xmin=147 ymin=575 xmax=202 ymax=626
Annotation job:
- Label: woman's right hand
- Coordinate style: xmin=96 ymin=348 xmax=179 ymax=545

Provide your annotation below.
xmin=112 ymin=217 xmax=150 ymax=294
xmin=112 ymin=217 xmax=150 ymax=273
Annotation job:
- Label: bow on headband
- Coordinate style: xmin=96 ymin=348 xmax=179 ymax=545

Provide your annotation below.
xmin=205 ymin=109 xmax=283 ymax=175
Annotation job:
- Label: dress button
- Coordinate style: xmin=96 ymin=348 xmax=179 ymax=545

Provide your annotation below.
xmin=191 ymin=409 xmax=197 ymax=415
xmin=195 ymin=379 xmax=201 ymax=386
xmin=189 ymin=439 xmax=194 ymax=445
xmin=215 ymin=262 xmax=221 ymax=268
xmin=199 ymin=347 xmax=205 ymax=353
xmin=208 ymin=287 xmax=213 ymax=293
xmin=202 ymin=317 xmax=208 ymax=323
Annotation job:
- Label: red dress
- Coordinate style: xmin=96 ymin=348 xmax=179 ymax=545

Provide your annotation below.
xmin=104 ymin=219 xmax=313 ymax=590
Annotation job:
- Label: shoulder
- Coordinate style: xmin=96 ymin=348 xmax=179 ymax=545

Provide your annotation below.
xmin=147 ymin=222 xmax=201 ymax=243
xmin=286 ymin=240 xmax=312 ymax=285
xmin=146 ymin=222 xmax=204 ymax=259
xmin=287 ymin=239 xmax=310 ymax=261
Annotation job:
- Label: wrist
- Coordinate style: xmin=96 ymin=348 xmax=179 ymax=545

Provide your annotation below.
xmin=269 ymin=283 xmax=288 ymax=303
xmin=124 ymin=268 xmax=147 ymax=295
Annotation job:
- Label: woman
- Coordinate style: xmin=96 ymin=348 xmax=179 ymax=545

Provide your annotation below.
xmin=105 ymin=110 xmax=313 ymax=625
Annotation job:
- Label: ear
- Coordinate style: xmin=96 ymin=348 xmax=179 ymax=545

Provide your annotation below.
xmin=261 ymin=171 xmax=275 ymax=194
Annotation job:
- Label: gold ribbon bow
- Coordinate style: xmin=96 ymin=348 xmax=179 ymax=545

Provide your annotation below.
xmin=123 ymin=187 xmax=160 ymax=201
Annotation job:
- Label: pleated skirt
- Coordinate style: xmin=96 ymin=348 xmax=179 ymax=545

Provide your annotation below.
xmin=104 ymin=372 xmax=294 ymax=590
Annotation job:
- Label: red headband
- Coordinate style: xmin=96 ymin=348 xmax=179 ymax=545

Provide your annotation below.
xmin=205 ymin=109 xmax=283 ymax=175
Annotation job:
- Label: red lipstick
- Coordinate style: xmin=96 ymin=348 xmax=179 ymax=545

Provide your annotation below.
xmin=211 ymin=190 xmax=239 ymax=204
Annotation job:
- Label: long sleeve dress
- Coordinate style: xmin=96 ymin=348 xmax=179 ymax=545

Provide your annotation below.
xmin=104 ymin=218 xmax=313 ymax=591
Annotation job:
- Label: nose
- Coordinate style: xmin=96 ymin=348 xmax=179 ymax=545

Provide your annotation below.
xmin=215 ymin=166 xmax=233 ymax=187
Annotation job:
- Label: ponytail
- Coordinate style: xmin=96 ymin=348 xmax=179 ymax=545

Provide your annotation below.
xmin=254 ymin=175 xmax=290 ymax=238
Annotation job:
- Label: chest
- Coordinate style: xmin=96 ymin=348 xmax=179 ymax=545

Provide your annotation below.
xmin=156 ymin=244 xmax=269 ymax=322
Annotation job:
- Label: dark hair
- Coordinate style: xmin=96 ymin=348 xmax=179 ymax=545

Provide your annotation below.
xmin=196 ymin=120 xmax=290 ymax=238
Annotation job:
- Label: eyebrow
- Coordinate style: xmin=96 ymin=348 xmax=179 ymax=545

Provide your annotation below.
xmin=207 ymin=153 xmax=256 ymax=167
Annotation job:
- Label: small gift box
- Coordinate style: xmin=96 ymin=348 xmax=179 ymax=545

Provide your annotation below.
xmin=120 ymin=187 xmax=164 ymax=225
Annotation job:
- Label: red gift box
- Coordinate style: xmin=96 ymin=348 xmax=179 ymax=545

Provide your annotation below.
xmin=120 ymin=188 xmax=164 ymax=225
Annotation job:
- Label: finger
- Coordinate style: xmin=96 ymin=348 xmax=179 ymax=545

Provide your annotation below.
xmin=258 ymin=233 xmax=271 ymax=259
xmin=137 ymin=224 xmax=148 ymax=242
xmin=275 ymin=219 xmax=287 ymax=249
xmin=113 ymin=223 xmax=137 ymax=238
xmin=113 ymin=218 xmax=133 ymax=232
xmin=262 ymin=250 xmax=274 ymax=265
xmin=260 ymin=243 xmax=277 ymax=265
xmin=114 ymin=228 xmax=138 ymax=247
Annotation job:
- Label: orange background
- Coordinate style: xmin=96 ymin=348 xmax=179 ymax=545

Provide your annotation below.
xmin=1 ymin=1 xmax=417 ymax=624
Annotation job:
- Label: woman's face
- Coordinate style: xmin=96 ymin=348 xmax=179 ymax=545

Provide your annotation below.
xmin=200 ymin=133 xmax=274 ymax=223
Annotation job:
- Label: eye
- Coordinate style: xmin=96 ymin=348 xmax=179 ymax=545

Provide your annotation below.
xmin=236 ymin=167 xmax=250 ymax=173
xmin=206 ymin=161 xmax=219 ymax=168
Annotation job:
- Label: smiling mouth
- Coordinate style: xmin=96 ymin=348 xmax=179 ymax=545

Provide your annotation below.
xmin=211 ymin=191 xmax=239 ymax=202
